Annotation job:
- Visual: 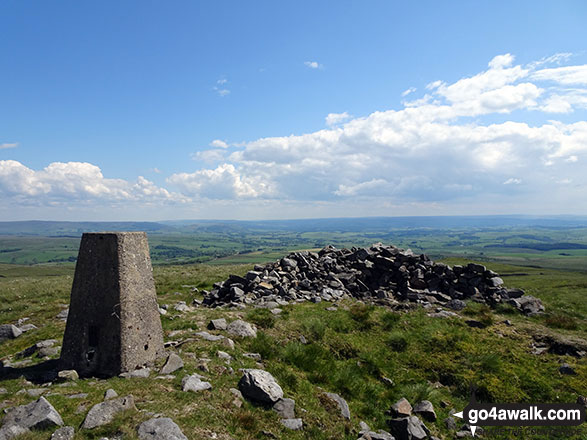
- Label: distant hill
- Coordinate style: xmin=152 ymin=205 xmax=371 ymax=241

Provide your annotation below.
xmin=0 ymin=221 xmax=176 ymax=236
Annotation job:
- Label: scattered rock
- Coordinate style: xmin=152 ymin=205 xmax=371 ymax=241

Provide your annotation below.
xmin=559 ymin=363 xmax=576 ymax=375
xmin=389 ymin=398 xmax=412 ymax=418
xmin=56 ymin=309 xmax=69 ymax=321
xmin=208 ymin=318 xmax=227 ymax=330
xmin=217 ymin=351 xmax=232 ymax=362
xmin=0 ymin=324 xmax=22 ymax=341
xmin=387 ymin=415 xmax=429 ymax=440
xmin=58 ymin=370 xmax=79 ymax=381
xmin=358 ymin=430 xmax=395 ymax=440
xmin=182 ymin=374 xmax=212 ymax=392
xmin=82 ymin=396 xmax=136 ymax=429
xmin=194 ymin=331 xmax=225 ymax=342
xmin=243 ymin=352 xmax=262 ymax=361
xmin=173 ymin=302 xmax=189 ymax=313
xmin=509 ymin=295 xmax=545 ymax=316
xmin=413 ymin=400 xmax=436 ymax=422
xmin=322 ymin=392 xmax=351 ymax=420
xmin=160 ymin=353 xmax=184 ymax=375
xmin=230 ymin=388 xmax=244 ymax=407
xmin=104 ymin=389 xmax=118 ymax=400
xmin=120 ymin=368 xmax=151 ymax=378
xmin=222 ymin=338 xmax=235 ymax=350
xmin=67 ymin=393 xmax=88 ymax=399
xmin=280 ymin=418 xmax=303 ymax=430
xmin=2 ymin=397 xmax=64 ymax=431
xmin=238 ymin=369 xmax=283 ymax=404
xmin=137 ymin=417 xmax=188 ymax=440
xmin=18 ymin=324 xmax=38 ymax=333
xmin=227 ymin=320 xmax=257 ymax=338
xmin=51 ymin=426 xmax=75 ymax=440
xmin=0 ymin=425 xmax=29 ymax=440
xmin=273 ymin=398 xmax=295 ymax=419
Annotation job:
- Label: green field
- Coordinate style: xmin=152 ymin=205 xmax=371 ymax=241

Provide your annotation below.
xmin=0 ymin=250 xmax=586 ymax=439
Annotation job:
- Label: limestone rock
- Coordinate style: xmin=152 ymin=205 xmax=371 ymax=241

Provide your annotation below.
xmin=2 ymin=397 xmax=64 ymax=431
xmin=322 ymin=392 xmax=351 ymax=419
xmin=0 ymin=324 xmax=22 ymax=341
xmin=273 ymin=398 xmax=295 ymax=419
xmin=182 ymin=374 xmax=212 ymax=392
xmin=281 ymin=418 xmax=303 ymax=430
xmin=58 ymin=370 xmax=79 ymax=381
xmin=389 ymin=398 xmax=412 ymax=418
xmin=137 ymin=417 xmax=188 ymax=440
xmin=82 ymin=395 xmax=136 ymax=429
xmin=0 ymin=425 xmax=29 ymax=440
xmin=51 ymin=426 xmax=75 ymax=440
xmin=238 ymin=369 xmax=283 ymax=404
xmin=227 ymin=320 xmax=257 ymax=338
xmin=104 ymin=389 xmax=118 ymax=400
xmin=387 ymin=415 xmax=429 ymax=440
xmin=160 ymin=353 xmax=184 ymax=375
xmin=413 ymin=400 xmax=436 ymax=421
xmin=207 ymin=318 xmax=227 ymax=330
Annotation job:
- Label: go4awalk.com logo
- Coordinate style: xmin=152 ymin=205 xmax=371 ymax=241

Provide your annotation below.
xmin=453 ymin=393 xmax=585 ymax=437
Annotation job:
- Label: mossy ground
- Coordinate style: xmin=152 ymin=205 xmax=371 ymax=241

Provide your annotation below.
xmin=0 ymin=260 xmax=585 ymax=439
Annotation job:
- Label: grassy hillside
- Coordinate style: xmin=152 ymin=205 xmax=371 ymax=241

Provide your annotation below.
xmin=0 ymin=257 xmax=585 ymax=439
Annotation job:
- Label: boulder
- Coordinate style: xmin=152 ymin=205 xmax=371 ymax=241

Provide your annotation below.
xmin=322 ymin=392 xmax=351 ymax=420
xmin=238 ymin=369 xmax=283 ymax=404
xmin=227 ymin=320 xmax=257 ymax=338
xmin=0 ymin=425 xmax=29 ymax=440
xmin=1 ymin=397 xmax=63 ymax=431
xmin=104 ymin=389 xmax=118 ymax=400
xmin=81 ymin=395 xmax=136 ymax=429
xmin=137 ymin=417 xmax=188 ymax=440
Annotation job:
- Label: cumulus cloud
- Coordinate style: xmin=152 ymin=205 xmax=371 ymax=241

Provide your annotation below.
xmin=210 ymin=139 xmax=229 ymax=148
xmin=0 ymin=142 xmax=18 ymax=150
xmin=5 ymin=53 xmax=587 ymax=216
xmin=325 ymin=112 xmax=352 ymax=126
xmin=402 ymin=87 xmax=417 ymax=97
xmin=0 ymin=160 xmax=183 ymax=204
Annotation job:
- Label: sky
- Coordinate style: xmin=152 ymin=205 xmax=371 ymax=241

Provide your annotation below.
xmin=1 ymin=0 xmax=587 ymax=221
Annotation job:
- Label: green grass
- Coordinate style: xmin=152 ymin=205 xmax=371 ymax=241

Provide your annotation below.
xmin=1 ymin=259 xmax=586 ymax=439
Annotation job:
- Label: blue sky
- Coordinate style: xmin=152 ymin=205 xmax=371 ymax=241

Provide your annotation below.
xmin=1 ymin=1 xmax=587 ymax=220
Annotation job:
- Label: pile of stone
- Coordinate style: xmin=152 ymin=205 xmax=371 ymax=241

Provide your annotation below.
xmin=203 ymin=243 xmax=543 ymax=314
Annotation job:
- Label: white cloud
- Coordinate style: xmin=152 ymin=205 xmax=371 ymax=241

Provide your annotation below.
xmin=325 ymin=112 xmax=352 ymax=126
xmin=217 ymin=78 xmax=228 ymax=85
xmin=0 ymin=142 xmax=18 ymax=150
xmin=503 ymin=178 xmax=522 ymax=185
xmin=215 ymin=88 xmax=230 ymax=97
xmin=0 ymin=160 xmax=183 ymax=204
xmin=304 ymin=61 xmax=321 ymax=69
xmin=167 ymin=163 xmax=274 ymax=199
xmin=531 ymin=65 xmax=587 ymax=85
xmin=210 ymin=139 xmax=229 ymax=149
xmin=192 ymin=149 xmax=227 ymax=163
xmin=402 ymin=87 xmax=417 ymax=97
xmin=566 ymin=155 xmax=578 ymax=163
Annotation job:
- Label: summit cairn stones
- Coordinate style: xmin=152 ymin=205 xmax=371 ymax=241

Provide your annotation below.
xmin=60 ymin=232 xmax=165 ymax=377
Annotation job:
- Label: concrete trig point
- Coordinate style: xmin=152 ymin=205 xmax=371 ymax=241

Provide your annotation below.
xmin=61 ymin=232 xmax=165 ymax=377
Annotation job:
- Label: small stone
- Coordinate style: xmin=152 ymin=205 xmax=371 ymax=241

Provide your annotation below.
xmin=82 ymin=395 xmax=136 ymax=429
xmin=19 ymin=324 xmax=38 ymax=333
xmin=222 ymin=338 xmax=235 ymax=350
xmin=273 ymin=398 xmax=295 ymax=419
xmin=26 ymin=388 xmax=47 ymax=397
xmin=67 ymin=393 xmax=88 ymax=399
xmin=58 ymin=370 xmax=79 ymax=381
xmin=51 ymin=426 xmax=75 ymax=440
xmin=280 ymin=418 xmax=303 ymax=430
xmin=207 ymin=318 xmax=227 ymax=330
xmin=227 ymin=320 xmax=257 ymax=338
xmin=160 ymin=353 xmax=184 ymax=375
xmin=182 ymin=374 xmax=212 ymax=392
xmin=104 ymin=389 xmax=118 ymax=400
xmin=243 ymin=352 xmax=262 ymax=361
xmin=0 ymin=426 xmax=29 ymax=440
xmin=217 ymin=351 xmax=232 ymax=362
xmin=387 ymin=415 xmax=429 ymax=440
xmin=230 ymin=388 xmax=244 ymax=407
xmin=137 ymin=417 xmax=188 ymax=440
xmin=56 ymin=309 xmax=69 ymax=320
xmin=322 ymin=392 xmax=351 ymax=420
xmin=194 ymin=331 xmax=225 ymax=342
xmin=559 ymin=363 xmax=576 ymax=375
xmin=120 ymin=368 xmax=151 ymax=378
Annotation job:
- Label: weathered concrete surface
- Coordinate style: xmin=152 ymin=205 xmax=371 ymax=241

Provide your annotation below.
xmin=60 ymin=232 xmax=165 ymax=377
